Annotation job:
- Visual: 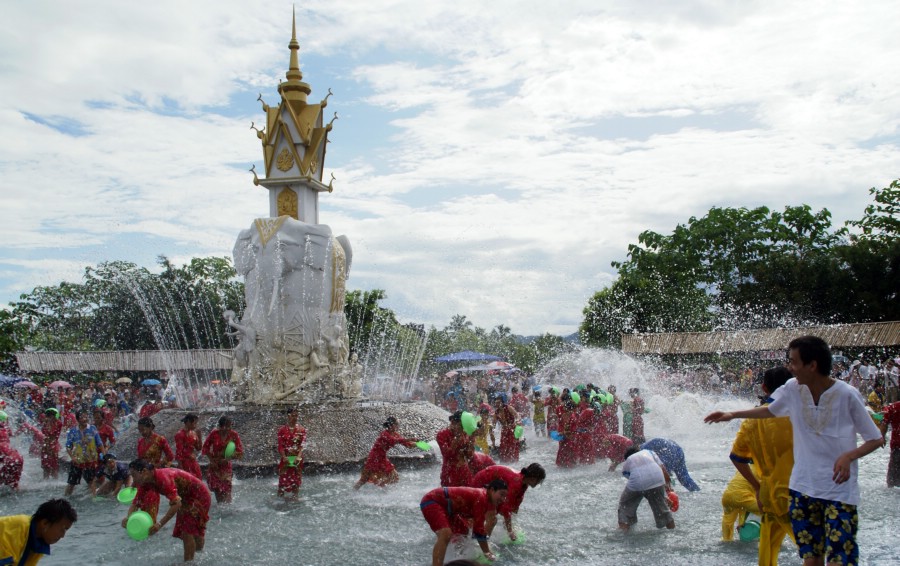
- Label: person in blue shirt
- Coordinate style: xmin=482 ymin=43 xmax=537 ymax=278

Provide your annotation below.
xmin=641 ymin=438 xmax=700 ymax=492
xmin=95 ymin=453 xmax=132 ymax=498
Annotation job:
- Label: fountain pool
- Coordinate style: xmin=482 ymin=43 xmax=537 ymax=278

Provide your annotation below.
xmin=2 ymin=391 xmax=898 ymax=565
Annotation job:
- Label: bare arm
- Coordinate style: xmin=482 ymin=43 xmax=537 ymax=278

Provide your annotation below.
xmin=151 ymin=497 xmax=182 ymax=535
xmin=732 ymin=461 xmax=760 ymax=493
xmin=832 ymin=437 xmax=885 ymax=484
xmin=704 ymin=405 xmax=774 ymax=423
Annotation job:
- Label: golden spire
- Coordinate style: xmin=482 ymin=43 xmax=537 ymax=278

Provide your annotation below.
xmin=278 ymin=6 xmax=311 ymax=103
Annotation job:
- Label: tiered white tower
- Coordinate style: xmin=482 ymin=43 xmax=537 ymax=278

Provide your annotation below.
xmin=228 ymin=13 xmax=359 ymax=404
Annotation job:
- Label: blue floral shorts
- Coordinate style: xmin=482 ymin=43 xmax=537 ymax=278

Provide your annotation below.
xmin=789 ymin=489 xmax=859 ymax=565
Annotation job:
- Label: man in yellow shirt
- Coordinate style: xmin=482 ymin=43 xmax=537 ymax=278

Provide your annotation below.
xmin=0 ymin=499 xmax=76 ymax=565
xmin=728 ymin=366 xmax=795 ymax=565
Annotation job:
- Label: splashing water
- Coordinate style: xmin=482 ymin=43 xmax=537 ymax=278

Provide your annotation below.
xmin=4 ymin=351 xmax=897 ymax=565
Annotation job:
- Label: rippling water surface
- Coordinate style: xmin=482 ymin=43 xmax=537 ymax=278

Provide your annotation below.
xmin=2 ymin=392 xmax=897 ymax=565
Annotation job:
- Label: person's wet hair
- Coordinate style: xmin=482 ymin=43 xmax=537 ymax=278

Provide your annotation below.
xmin=33 ymin=498 xmax=77 ymax=524
xmin=218 ymin=415 xmax=232 ymax=428
xmin=788 ymin=335 xmax=832 ymax=376
xmin=521 ymin=462 xmax=546 ymax=484
xmin=129 ymin=459 xmax=156 ymax=472
xmin=762 ymin=366 xmax=792 ymax=394
xmin=624 ymin=446 xmax=640 ymax=460
xmin=486 ymin=478 xmax=508 ymax=491
xmin=137 ymin=417 xmax=155 ymax=428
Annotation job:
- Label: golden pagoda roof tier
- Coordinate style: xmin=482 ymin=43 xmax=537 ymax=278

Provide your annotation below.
xmin=253 ymin=11 xmax=337 ymax=185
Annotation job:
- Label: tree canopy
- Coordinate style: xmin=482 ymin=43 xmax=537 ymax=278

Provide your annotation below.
xmin=581 ymin=179 xmax=900 ymax=348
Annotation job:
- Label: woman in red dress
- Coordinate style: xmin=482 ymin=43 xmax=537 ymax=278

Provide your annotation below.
xmin=555 ymin=393 xmax=579 ymax=468
xmin=174 ymin=413 xmax=203 ymax=479
xmin=39 ymin=408 xmax=63 ymax=479
xmin=201 ymin=415 xmax=243 ymax=504
xmin=354 ymin=416 xmax=416 ymax=489
xmin=277 ymin=408 xmax=306 ymax=498
xmin=123 ymin=459 xmax=211 ymax=563
xmin=491 ymin=394 xmax=520 ymax=463
xmin=437 ymin=411 xmax=475 ymax=487
xmin=135 ymin=416 xmax=174 ymax=520
xmin=577 ymin=403 xmax=598 ymax=465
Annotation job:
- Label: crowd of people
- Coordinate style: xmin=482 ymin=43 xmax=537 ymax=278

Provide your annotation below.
xmin=2 ymin=336 xmax=899 ymax=565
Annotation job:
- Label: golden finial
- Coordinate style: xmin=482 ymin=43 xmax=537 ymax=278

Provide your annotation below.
xmin=249 ymin=164 xmax=260 ymax=186
xmin=327 ymin=172 xmax=336 ymax=193
xmin=250 ymin=121 xmax=265 ymax=140
xmin=278 ymin=5 xmax=311 ymax=103
xmin=320 ymin=88 xmax=333 ymax=108
xmin=326 ymin=111 xmax=338 ymax=131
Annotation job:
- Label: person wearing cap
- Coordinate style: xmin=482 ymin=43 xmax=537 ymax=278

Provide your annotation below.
xmin=174 ymin=414 xmax=203 ymax=479
xmin=39 ymin=408 xmax=62 ymax=480
xmin=353 ymin=415 xmax=416 ymax=490
xmin=437 ymin=411 xmax=475 ymax=487
xmin=0 ymin=498 xmax=77 ymax=565
xmin=95 ymin=453 xmax=132 ymax=498
xmin=277 ymin=408 xmax=306 ymax=498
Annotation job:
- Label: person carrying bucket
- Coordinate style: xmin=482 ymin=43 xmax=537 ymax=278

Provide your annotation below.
xmin=201 ymin=415 xmax=244 ymax=504
xmin=437 ymin=411 xmax=475 ymax=487
xmin=354 ymin=415 xmax=417 ymax=490
xmin=123 ymin=459 xmax=211 ymax=563
xmin=277 ymin=407 xmax=307 ymax=498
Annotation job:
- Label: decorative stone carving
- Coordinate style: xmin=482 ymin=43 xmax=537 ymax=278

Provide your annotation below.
xmin=231 ymin=216 xmax=355 ymax=403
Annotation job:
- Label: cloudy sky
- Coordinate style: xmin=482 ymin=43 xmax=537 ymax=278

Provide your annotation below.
xmin=1 ymin=0 xmax=898 ymax=336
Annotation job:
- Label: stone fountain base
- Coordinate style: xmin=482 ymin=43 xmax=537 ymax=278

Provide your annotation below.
xmin=114 ymin=400 xmax=448 ymax=477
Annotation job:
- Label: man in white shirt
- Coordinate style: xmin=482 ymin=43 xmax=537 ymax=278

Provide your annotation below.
xmin=706 ymin=335 xmax=883 ymax=566
xmin=617 ymin=447 xmax=675 ymax=532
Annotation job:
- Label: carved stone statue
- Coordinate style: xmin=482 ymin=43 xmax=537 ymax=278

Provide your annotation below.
xmin=230 ymin=216 xmax=354 ymax=403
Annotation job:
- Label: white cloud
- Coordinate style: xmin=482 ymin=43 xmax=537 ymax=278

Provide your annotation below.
xmin=1 ymin=0 xmax=899 ymax=336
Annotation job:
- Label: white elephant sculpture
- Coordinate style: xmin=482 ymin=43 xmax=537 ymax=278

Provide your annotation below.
xmin=230 ymin=216 xmax=354 ymax=403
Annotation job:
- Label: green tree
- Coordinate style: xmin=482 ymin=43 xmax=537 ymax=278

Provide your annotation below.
xmin=11 ymin=256 xmax=244 ymax=353
xmin=847 ymin=179 xmax=900 ymax=244
xmin=0 ymin=309 xmax=26 ymax=373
